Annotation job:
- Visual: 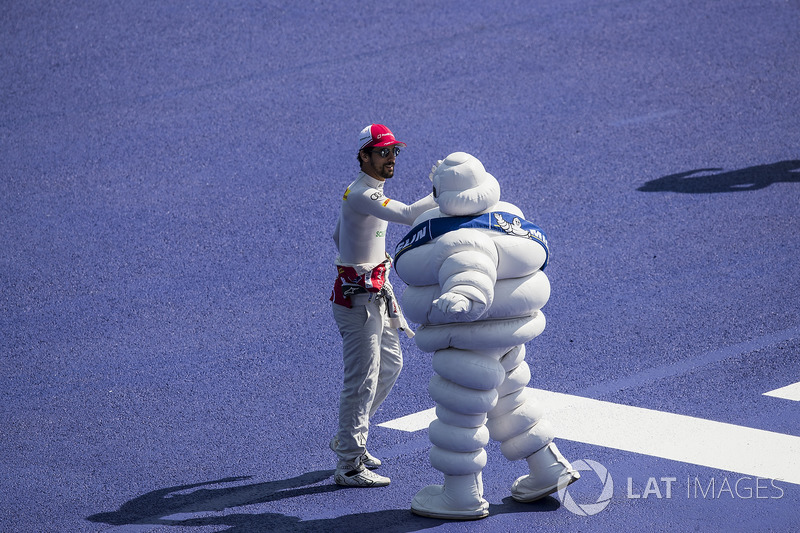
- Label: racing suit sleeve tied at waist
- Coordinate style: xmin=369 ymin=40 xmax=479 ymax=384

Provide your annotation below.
xmin=330 ymin=258 xmax=414 ymax=338
xmin=382 ymin=282 xmax=414 ymax=338
xmin=331 ymin=258 xmax=390 ymax=307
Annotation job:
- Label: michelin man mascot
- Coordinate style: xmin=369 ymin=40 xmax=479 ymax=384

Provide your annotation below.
xmin=394 ymin=152 xmax=579 ymax=520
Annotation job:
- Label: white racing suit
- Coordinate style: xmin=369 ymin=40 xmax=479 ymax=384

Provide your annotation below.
xmin=331 ymin=171 xmax=436 ymax=465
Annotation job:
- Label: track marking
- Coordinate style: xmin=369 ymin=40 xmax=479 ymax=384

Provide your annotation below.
xmin=764 ymin=382 xmax=800 ymax=401
xmin=610 ymin=109 xmax=679 ymax=126
xmin=575 ymin=326 xmax=800 ymax=398
xmin=379 ymin=408 xmax=436 ymax=432
xmin=379 ymin=388 xmax=800 ymax=485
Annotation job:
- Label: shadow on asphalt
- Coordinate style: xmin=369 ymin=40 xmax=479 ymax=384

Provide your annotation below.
xmin=638 ymin=160 xmax=800 ymax=193
xmin=87 ymin=470 xmax=560 ymax=532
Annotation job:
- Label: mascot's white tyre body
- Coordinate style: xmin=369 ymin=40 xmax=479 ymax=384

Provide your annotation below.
xmin=394 ymin=202 xmax=546 ymax=287
xmin=402 ymin=270 xmax=550 ymax=325
xmin=414 ymin=313 xmax=546 ymax=353
xmin=394 ymin=151 xmax=575 ymax=519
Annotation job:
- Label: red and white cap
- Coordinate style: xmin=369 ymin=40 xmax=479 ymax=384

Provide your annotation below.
xmin=358 ymin=124 xmax=407 ymax=150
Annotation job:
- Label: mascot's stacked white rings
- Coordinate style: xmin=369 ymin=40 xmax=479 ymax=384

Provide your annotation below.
xmin=394 ymin=152 xmax=563 ymax=519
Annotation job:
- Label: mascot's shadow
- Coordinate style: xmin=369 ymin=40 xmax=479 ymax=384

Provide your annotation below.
xmin=638 ymin=160 xmax=800 ymax=193
xmin=86 ymin=471 xmax=560 ymax=532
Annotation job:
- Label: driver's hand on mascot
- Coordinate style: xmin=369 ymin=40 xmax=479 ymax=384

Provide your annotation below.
xmin=428 ymin=159 xmax=443 ymax=182
xmin=433 ymin=292 xmax=472 ymax=315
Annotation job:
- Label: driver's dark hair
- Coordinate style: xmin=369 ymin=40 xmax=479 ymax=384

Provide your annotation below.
xmin=357 ymin=148 xmax=371 ymax=168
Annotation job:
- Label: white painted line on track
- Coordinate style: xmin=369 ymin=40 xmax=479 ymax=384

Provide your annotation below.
xmin=379 ymin=407 xmax=436 ymax=432
xmin=764 ymin=381 xmax=800 ymax=401
xmin=379 ymin=388 xmax=800 ymax=485
xmin=610 ymin=109 xmax=680 ymax=126
xmin=576 ymin=326 xmax=800 ymax=398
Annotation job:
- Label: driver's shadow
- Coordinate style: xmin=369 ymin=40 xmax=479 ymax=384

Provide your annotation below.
xmin=87 ymin=472 xmax=561 ymax=532
xmin=87 ymin=471 xmax=339 ymax=527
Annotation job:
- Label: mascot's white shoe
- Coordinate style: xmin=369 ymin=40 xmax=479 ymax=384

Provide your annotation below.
xmin=411 ymin=474 xmax=489 ymax=520
xmin=511 ymin=442 xmax=580 ymax=502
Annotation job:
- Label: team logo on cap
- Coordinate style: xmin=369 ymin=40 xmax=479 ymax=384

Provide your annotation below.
xmin=359 ymin=124 xmax=404 ymax=150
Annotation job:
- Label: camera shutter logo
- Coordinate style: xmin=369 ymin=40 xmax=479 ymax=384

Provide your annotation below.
xmin=557 ymin=459 xmax=614 ymax=516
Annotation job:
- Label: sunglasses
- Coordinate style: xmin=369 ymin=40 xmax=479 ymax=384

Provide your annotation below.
xmin=372 ymin=146 xmax=401 ymax=158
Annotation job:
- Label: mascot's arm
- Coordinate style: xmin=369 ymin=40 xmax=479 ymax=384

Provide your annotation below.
xmin=434 ymin=292 xmax=471 ymax=314
xmin=432 ymin=229 xmax=498 ymax=322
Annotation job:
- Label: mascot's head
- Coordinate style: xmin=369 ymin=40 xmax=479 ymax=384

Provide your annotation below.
xmin=432 ymin=152 xmax=501 ymax=216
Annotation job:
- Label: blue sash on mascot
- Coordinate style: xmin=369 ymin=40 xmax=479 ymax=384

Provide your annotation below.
xmin=394 ymin=211 xmax=549 ymax=269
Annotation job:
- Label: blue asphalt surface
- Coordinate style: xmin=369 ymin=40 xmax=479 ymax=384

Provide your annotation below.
xmin=2 ymin=1 xmax=799 ymax=531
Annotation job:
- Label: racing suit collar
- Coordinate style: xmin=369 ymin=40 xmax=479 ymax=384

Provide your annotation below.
xmin=358 ymin=171 xmax=385 ymax=189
